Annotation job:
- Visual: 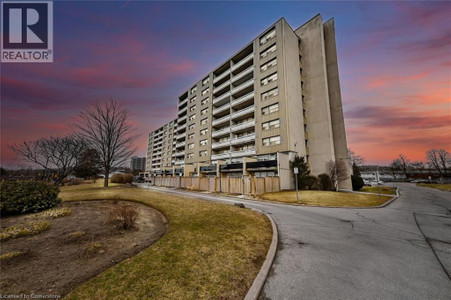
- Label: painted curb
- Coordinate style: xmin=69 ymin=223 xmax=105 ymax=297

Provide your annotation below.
xmin=244 ymin=210 xmax=278 ymax=300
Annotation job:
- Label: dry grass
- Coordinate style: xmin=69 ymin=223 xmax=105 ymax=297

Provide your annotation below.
xmin=361 ymin=186 xmax=397 ymax=195
xmin=261 ymin=190 xmax=392 ymax=207
xmin=417 ymin=183 xmax=451 ymax=192
xmin=34 ymin=207 xmax=72 ymax=219
xmin=0 ymin=221 xmax=51 ymax=241
xmin=61 ymin=182 xmax=272 ymax=299
xmin=0 ymin=251 xmax=24 ymax=261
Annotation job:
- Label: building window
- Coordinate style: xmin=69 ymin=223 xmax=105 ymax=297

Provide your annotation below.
xmin=200 ymin=128 xmax=208 ymax=136
xmin=201 ymin=118 xmax=208 ymax=125
xmin=187 ymin=153 xmax=194 ymax=159
xmin=260 ymin=44 xmax=276 ymax=59
xmin=190 ymin=97 xmax=196 ymax=104
xmin=260 ymin=28 xmax=276 ymax=45
xmin=262 ymin=119 xmax=280 ymax=130
xmin=199 ymin=150 xmax=208 ymax=157
xmin=201 ymin=108 xmax=208 ymax=115
xmin=262 ymin=136 xmax=281 ymax=146
xmin=200 ymin=139 xmax=208 ymax=146
xmin=189 ymin=114 xmax=196 ymax=121
xmin=260 ymin=58 xmax=277 ymax=72
xmin=188 ymin=124 xmax=195 ymax=130
xmin=188 ymin=143 xmax=194 ymax=149
xmin=201 ymin=98 xmax=209 ymax=106
xmin=262 ymin=103 xmax=279 ymax=115
xmin=261 ymin=87 xmax=278 ymax=101
xmin=202 ymin=77 xmax=210 ymax=85
xmin=261 ymin=72 xmax=278 ymax=86
xmin=191 ymin=86 xmax=197 ymax=94
xmin=188 ymin=133 xmax=195 ymax=140
xmin=201 ymin=88 xmax=209 ymax=96
xmin=189 ymin=105 xmax=196 ymax=112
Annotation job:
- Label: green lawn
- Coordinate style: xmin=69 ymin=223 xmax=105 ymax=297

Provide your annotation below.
xmin=60 ymin=182 xmax=272 ymax=299
xmin=417 ymin=183 xmax=451 ymax=192
xmin=361 ymin=186 xmax=397 ymax=195
xmin=260 ymin=190 xmax=392 ymax=207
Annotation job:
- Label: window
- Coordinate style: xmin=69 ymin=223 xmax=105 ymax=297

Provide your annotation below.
xmin=202 ymin=77 xmax=210 ymax=85
xmin=188 ymin=133 xmax=195 ymax=140
xmin=189 ymin=114 xmax=196 ymax=121
xmin=201 ymin=88 xmax=209 ymax=96
xmin=201 ymin=98 xmax=209 ymax=106
xmin=262 ymin=103 xmax=279 ymax=115
xmin=188 ymin=124 xmax=195 ymax=130
xmin=262 ymin=119 xmax=280 ymax=130
xmin=201 ymin=118 xmax=208 ymax=125
xmin=260 ymin=44 xmax=276 ymax=59
xmin=200 ymin=128 xmax=208 ymax=136
xmin=188 ymin=143 xmax=194 ymax=149
xmin=262 ymin=136 xmax=281 ymax=146
xmin=200 ymin=139 xmax=208 ymax=146
xmin=261 ymin=72 xmax=278 ymax=86
xmin=260 ymin=58 xmax=277 ymax=72
xmin=190 ymin=97 xmax=196 ymax=104
xmin=187 ymin=153 xmax=194 ymax=159
xmin=260 ymin=28 xmax=276 ymax=45
xmin=190 ymin=105 xmax=196 ymax=112
xmin=261 ymin=87 xmax=278 ymax=101
xmin=191 ymin=86 xmax=197 ymax=94
xmin=199 ymin=150 xmax=208 ymax=157
xmin=201 ymin=108 xmax=208 ymax=115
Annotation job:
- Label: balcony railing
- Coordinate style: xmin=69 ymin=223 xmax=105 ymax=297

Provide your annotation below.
xmin=231 ymin=92 xmax=254 ymax=108
xmin=213 ymin=69 xmax=230 ymax=84
xmin=212 ymin=139 xmax=231 ymax=149
xmin=231 ymin=79 xmax=254 ymax=95
xmin=213 ymin=91 xmax=231 ymax=105
xmin=212 ymin=103 xmax=230 ymax=115
xmin=212 ymin=127 xmax=231 ymax=138
xmin=230 ymin=148 xmax=256 ymax=158
xmin=178 ymin=115 xmax=187 ymax=123
xmin=231 ymin=105 xmax=254 ymax=120
xmin=231 ymin=65 xmax=253 ymax=84
xmin=213 ymin=80 xmax=230 ymax=93
xmin=176 ymin=124 xmax=186 ymax=132
xmin=174 ymin=151 xmax=185 ymax=157
xmin=230 ymin=133 xmax=255 ymax=145
xmin=232 ymin=53 xmax=253 ymax=71
xmin=178 ymin=106 xmax=187 ymax=115
xmin=174 ymin=160 xmax=185 ymax=165
xmin=211 ymin=152 xmax=230 ymax=160
xmin=175 ymin=141 xmax=186 ymax=148
xmin=212 ymin=115 xmax=230 ymax=127
xmin=175 ymin=133 xmax=185 ymax=140
xmin=178 ymin=98 xmax=188 ymax=107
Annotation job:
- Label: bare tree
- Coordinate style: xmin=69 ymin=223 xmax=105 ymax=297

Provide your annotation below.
xmin=10 ymin=136 xmax=87 ymax=185
xmin=326 ymin=160 xmax=348 ymax=191
xmin=74 ymin=99 xmax=138 ymax=187
xmin=347 ymin=148 xmax=365 ymax=166
xmin=427 ymin=149 xmax=449 ymax=176
xmin=389 ymin=159 xmax=402 ymax=181
xmin=397 ymin=154 xmax=410 ymax=178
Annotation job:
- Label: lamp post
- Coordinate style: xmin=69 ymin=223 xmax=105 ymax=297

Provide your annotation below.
xmin=294 ymin=167 xmax=299 ymax=202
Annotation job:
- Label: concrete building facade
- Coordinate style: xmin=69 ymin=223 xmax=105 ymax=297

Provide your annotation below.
xmin=130 ymin=156 xmax=146 ymax=172
xmin=145 ymin=15 xmax=352 ymax=190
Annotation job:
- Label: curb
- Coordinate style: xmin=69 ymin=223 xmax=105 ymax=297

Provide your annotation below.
xmin=244 ymin=210 xmax=278 ymax=300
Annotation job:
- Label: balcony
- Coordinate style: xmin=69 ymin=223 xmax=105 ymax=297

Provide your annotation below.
xmin=213 ymin=91 xmax=231 ymax=106
xmin=213 ymin=69 xmax=230 ymax=84
xmin=212 ymin=115 xmax=230 ymax=127
xmin=230 ymin=148 xmax=256 ymax=158
xmin=230 ymin=133 xmax=255 ymax=146
xmin=231 ymin=66 xmax=253 ymax=85
xmin=213 ymin=80 xmax=230 ymax=94
xmin=231 ymin=92 xmax=254 ymax=108
xmin=174 ymin=151 xmax=185 ymax=157
xmin=175 ymin=133 xmax=185 ymax=140
xmin=212 ymin=126 xmax=230 ymax=138
xmin=178 ymin=115 xmax=187 ymax=123
xmin=178 ymin=106 xmax=187 ymax=115
xmin=175 ymin=141 xmax=186 ymax=148
xmin=178 ymin=98 xmax=188 ymax=107
xmin=231 ymin=105 xmax=254 ymax=120
xmin=232 ymin=53 xmax=253 ymax=71
xmin=211 ymin=152 xmax=230 ymax=160
xmin=212 ymin=103 xmax=230 ymax=116
xmin=177 ymin=124 xmax=186 ymax=132
xmin=231 ymin=79 xmax=254 ymax=96
xmin=174 ymin=160 xmax=185 ymax=166
xmin=212 ymin=139 xmax=231 ymax=150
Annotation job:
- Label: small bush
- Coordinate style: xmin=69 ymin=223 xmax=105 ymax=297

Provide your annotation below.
xmin=302 ymin=175 xmax=319 ymax=190
xmin=0 ymin=220 xmax=51 ymax=241
xmin=0 ymin=251 xmax=24 ymax=261
xmin=34 ymin=207 xmax=71 ymax=219
xmin=84 ymin=242 xmax=104 ymax=257
xmin=0 ymin=181 xmax=61 ymax=216
xmin=318 ymin=174 xmax=334 ymax=191
xmin=352 ymin=174 xmax=364 ymax=191
xmin=110 ymin=173 xmax=133 ymax=184
xmin=109 ymin=204 xmax=138 ymax=229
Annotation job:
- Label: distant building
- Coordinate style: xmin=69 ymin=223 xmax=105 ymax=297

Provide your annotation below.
xmin=145 ymin=15 xmax=352 ymax=190
xmin=130 ymin=156 xmax=146 ymax=171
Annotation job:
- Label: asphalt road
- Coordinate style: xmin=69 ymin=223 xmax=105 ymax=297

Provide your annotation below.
xmin=138 ymin=183 xmax=451 ymax=299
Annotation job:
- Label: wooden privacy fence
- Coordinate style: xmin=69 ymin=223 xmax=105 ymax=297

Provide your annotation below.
xmin=151 ymin=176 xmax=280 ymax=196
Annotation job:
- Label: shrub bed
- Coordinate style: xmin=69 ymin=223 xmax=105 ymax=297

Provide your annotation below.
xmin=0 ymin=181 xmax=61 ymax=215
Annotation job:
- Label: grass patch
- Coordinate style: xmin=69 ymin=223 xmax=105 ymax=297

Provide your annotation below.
xmin=0 ymin=221 xmax=50 ymax=241
xmin=361 ymin=186 xmax=397 ymax=195
xmin=261 ymin=190 xmax=392 ymax=207
xmin=60 ymin=182 xmax=272 ymax=299
xmin=417 ymin=183 xmax=451 ymax=192
xmin=34 ymin=207 xmax=72 ymax=219
xmin=0 ymin=251 xmax=24 ymax=261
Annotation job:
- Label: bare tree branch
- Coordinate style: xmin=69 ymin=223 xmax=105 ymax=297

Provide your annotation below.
xmin=427 ymin=149 xmax=449 ymax=176
xmin=326 ymin=160 xmax=348 ymax=191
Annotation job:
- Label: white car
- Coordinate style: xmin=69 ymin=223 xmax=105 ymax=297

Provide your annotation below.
xmin=370 ymin=180 xmax=384 ymax=186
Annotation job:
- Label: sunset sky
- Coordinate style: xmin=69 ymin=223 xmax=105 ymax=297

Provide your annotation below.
xmin=1 ymin=0 xmax=450 ymax=167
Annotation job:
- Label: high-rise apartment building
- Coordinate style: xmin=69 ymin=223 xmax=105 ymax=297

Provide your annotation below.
xmin=130 ymin=156 xmax=146 ymax=171
xmin=145 ymin=15 xmax=352 ymax=190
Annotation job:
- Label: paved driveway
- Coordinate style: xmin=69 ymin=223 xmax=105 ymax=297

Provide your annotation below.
xmin=138 ymin=183 xmax=451 ymax=299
